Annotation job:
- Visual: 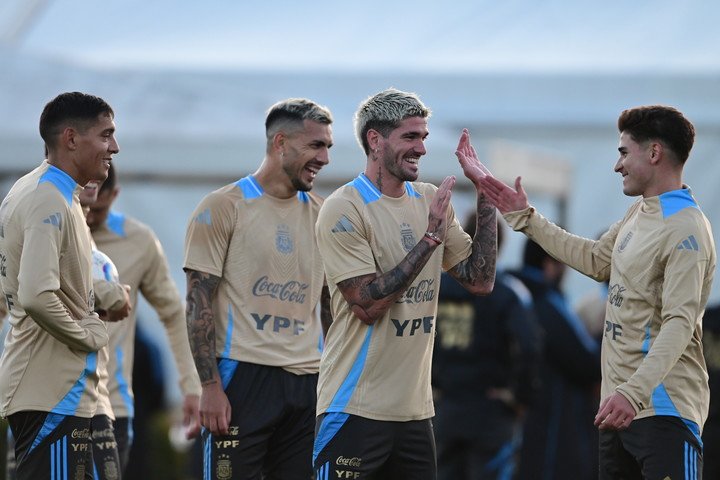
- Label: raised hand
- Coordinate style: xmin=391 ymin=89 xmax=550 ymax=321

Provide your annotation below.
xmin=427 ymin=176 xmax=456 ymax=241
xmin=455 ymin=128 xmax=493 ymax=188
xmin=478 ymin=175 xmax=530 ymax=214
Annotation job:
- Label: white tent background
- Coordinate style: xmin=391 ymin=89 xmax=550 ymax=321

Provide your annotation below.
xmin=1 ymin=0 xmax=719 ymax=403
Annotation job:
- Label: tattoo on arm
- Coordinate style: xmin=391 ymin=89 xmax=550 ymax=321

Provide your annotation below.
xmin=450 ymin=194 xmax=497 ymax=288
xmin=185 ymin=270 xmax=221 ymax=385
xmin=320 ymin=286 xmax=333 ymax=337
xmin=367 ymin=242 xmax=435 ymax=300
xmin=337 ymin=238 xmax=438 ymax=323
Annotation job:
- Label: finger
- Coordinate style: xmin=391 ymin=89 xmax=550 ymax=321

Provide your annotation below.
xmin=480 ymin=176 xmax=506 ymax=195
xmin=514 ymin=176 xmax=524 ymax=194
xmin=456 ymin=130 xmax=468 ymax=152
xmin=203 ymin=414 xmax=217 ymax=436
xmin=220 ymin=406 xmax=231 ymax=435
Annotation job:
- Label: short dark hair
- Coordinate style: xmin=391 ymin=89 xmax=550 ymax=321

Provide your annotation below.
xmin=265 ymin=98 xmax=332 ymax=143
xmin=617 ymin=105 xmax=695 ymax=164
xmin=99 ymin=162 xmax=117 ymax=195
xmin=39 ymin=92 xmax=114 ymax=151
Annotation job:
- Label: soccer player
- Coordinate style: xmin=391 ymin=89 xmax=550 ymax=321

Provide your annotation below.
xmin=81 ymin=180 xmax=132 ymax=480
xmin=0 ymin=92 xmax=117 ymax=480
xmin=478 ymin=105 xmax=715 ymax=479
xmin=85 ymin=163 xmax=202 ymax=473
xmin=312 ymin=88 xmax=497 ymax=479
xmin=184 ymin=98 xmax=333 ymax=480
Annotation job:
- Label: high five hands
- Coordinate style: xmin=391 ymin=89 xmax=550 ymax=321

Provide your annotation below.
xmin=454 ymin=128 xmax=531 ymax=214
xmin=455 ymin=128 xmax=493 ymax=188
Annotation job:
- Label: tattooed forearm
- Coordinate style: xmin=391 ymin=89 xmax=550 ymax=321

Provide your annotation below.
xmin=450 ymin=194 xmax=497 ymax=292
xmin=320 ymin=286 xmax=333 ymax=337
xmin=185 ymin=269 xmax=221 ymax=385
xmin=367 ymin=241 xmax=434 ymax=300
xmin=337 ymin=237 xmax=438 ymax=324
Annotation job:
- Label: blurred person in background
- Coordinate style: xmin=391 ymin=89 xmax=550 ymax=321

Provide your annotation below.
xmin=479 ymin=105 xmax=715 ymax=479
xmin=184 ymin=98 xmax=334 ymax=480
xmin=0 ymin=92 xmax=115 ymax=479
xmin=701 ymin=304 xmax=720 ymax=478
xmin=433 ymin=214 xmax=541 ymax=480
xmin=81 ymin=180 xmax=132 ymax=480
xmin=510 ymin=239 xmax=601 ymax=480
xmin=86 ymin=163 xmax=202 ymax=475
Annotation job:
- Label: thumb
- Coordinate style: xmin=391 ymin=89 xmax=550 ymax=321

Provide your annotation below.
xmin=514 ymin=176 xmax=522 ymax=192
xmin=515 ymin=176 xmax=527 ymax=197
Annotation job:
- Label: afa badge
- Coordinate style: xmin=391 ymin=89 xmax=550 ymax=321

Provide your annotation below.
xmin=276 ymin=224 xmax=293 ymax=254
xmin=400 ymin=223 xmax=417 ymax=253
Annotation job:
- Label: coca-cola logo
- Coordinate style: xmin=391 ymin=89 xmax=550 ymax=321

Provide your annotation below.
xmin=336 ymin=456 xmax=362 ymax=467
xmin=72 ymin=428 xmax=90 ymax=439
xmin=252 ymin=276 xmax=308 ymax=304
xmin=397 ymin=278 xmax=435 ymax=304
xmin=608 ymin=283 xmax=625 ymax=308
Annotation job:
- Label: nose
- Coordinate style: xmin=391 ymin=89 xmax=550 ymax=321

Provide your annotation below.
xmin=415 ymin=139 xmax=427 ymax=156
xmin=109 ymin=135 xmax=120 ymax=154
xmin=317 ymin=147 xmax=330 ymax=165
xmin=614 ymin=157 xmax=623 ymax=173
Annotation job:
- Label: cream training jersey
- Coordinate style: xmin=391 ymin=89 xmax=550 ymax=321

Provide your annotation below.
xmin=0 ymin=161 xmax=107 ymax=418
xmin=92 ymin=212 xmax=201 ymax=418
xmin=183 ymin=175 xmax=325 ymax=374
xmin=316 ymin=173 xmax=472 ymax=421
xmin=505 ymin=187 xmax=715 ymax=431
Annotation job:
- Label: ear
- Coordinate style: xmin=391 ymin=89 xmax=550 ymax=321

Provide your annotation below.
xmin=62 ymin=126 xmax=78 ymax=151
xmin=271 ymin=131 xmax=286 ymax=153
xmin=649 ymin=142 xmax=663 ymax=164
xmin=366 ymin=129 xmax=382 ymax=153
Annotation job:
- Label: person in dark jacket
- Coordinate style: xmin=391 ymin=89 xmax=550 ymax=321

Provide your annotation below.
xmin=433 ymin=215 xmax=542 ymax=480
xmin=702 ymin=303 xmax=720 ymax=478
xmin=511 ymin=239 xmax=601 ymax=480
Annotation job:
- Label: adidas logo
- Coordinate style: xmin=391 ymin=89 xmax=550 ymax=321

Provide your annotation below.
xmin=677 ymin=235 xmax=699 ymax=251
xmin=194 ymin=208 xmax=212 ymax=225
xmin=331 ymin=215 xmax=354 ymax=233
xmin=42 ymin=213 xmax=62 ymax=230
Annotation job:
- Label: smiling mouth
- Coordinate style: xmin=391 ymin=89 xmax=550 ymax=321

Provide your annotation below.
xmin=404 ymin=157 xmax=419 ymax=165
xmin=304 ymin=164 xmax=322 ymax=178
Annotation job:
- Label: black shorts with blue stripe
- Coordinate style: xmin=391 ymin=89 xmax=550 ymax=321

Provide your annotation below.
xmin=313 ymin=412 xmax=436 ymax=479
xmin=8 ymin=411 xmax=93 ymax=480
xmin=599 ymin=415 xmax=703 ymax=480
xmin=201 ymin=359 xmax=317 ymax=480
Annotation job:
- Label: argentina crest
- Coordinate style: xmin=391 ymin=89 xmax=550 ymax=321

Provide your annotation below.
xmin=217 ymin=454 xmax=232 ymax=480
xmin=275 ymin=223 xmax=293 ymax=254
xmin=400 ymin=223 xmax=416 ymax=253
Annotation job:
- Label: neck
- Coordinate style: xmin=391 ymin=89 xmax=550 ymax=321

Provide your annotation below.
xmin=643 ymin=169 xmax=683 ymax=198
xmin=47 ymin=157 xmax=83 ymax=186
xmin=253 ymin=156 xmax=296 ymax=199
xmin=364 ymin=161 xmax=405 ymax=198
